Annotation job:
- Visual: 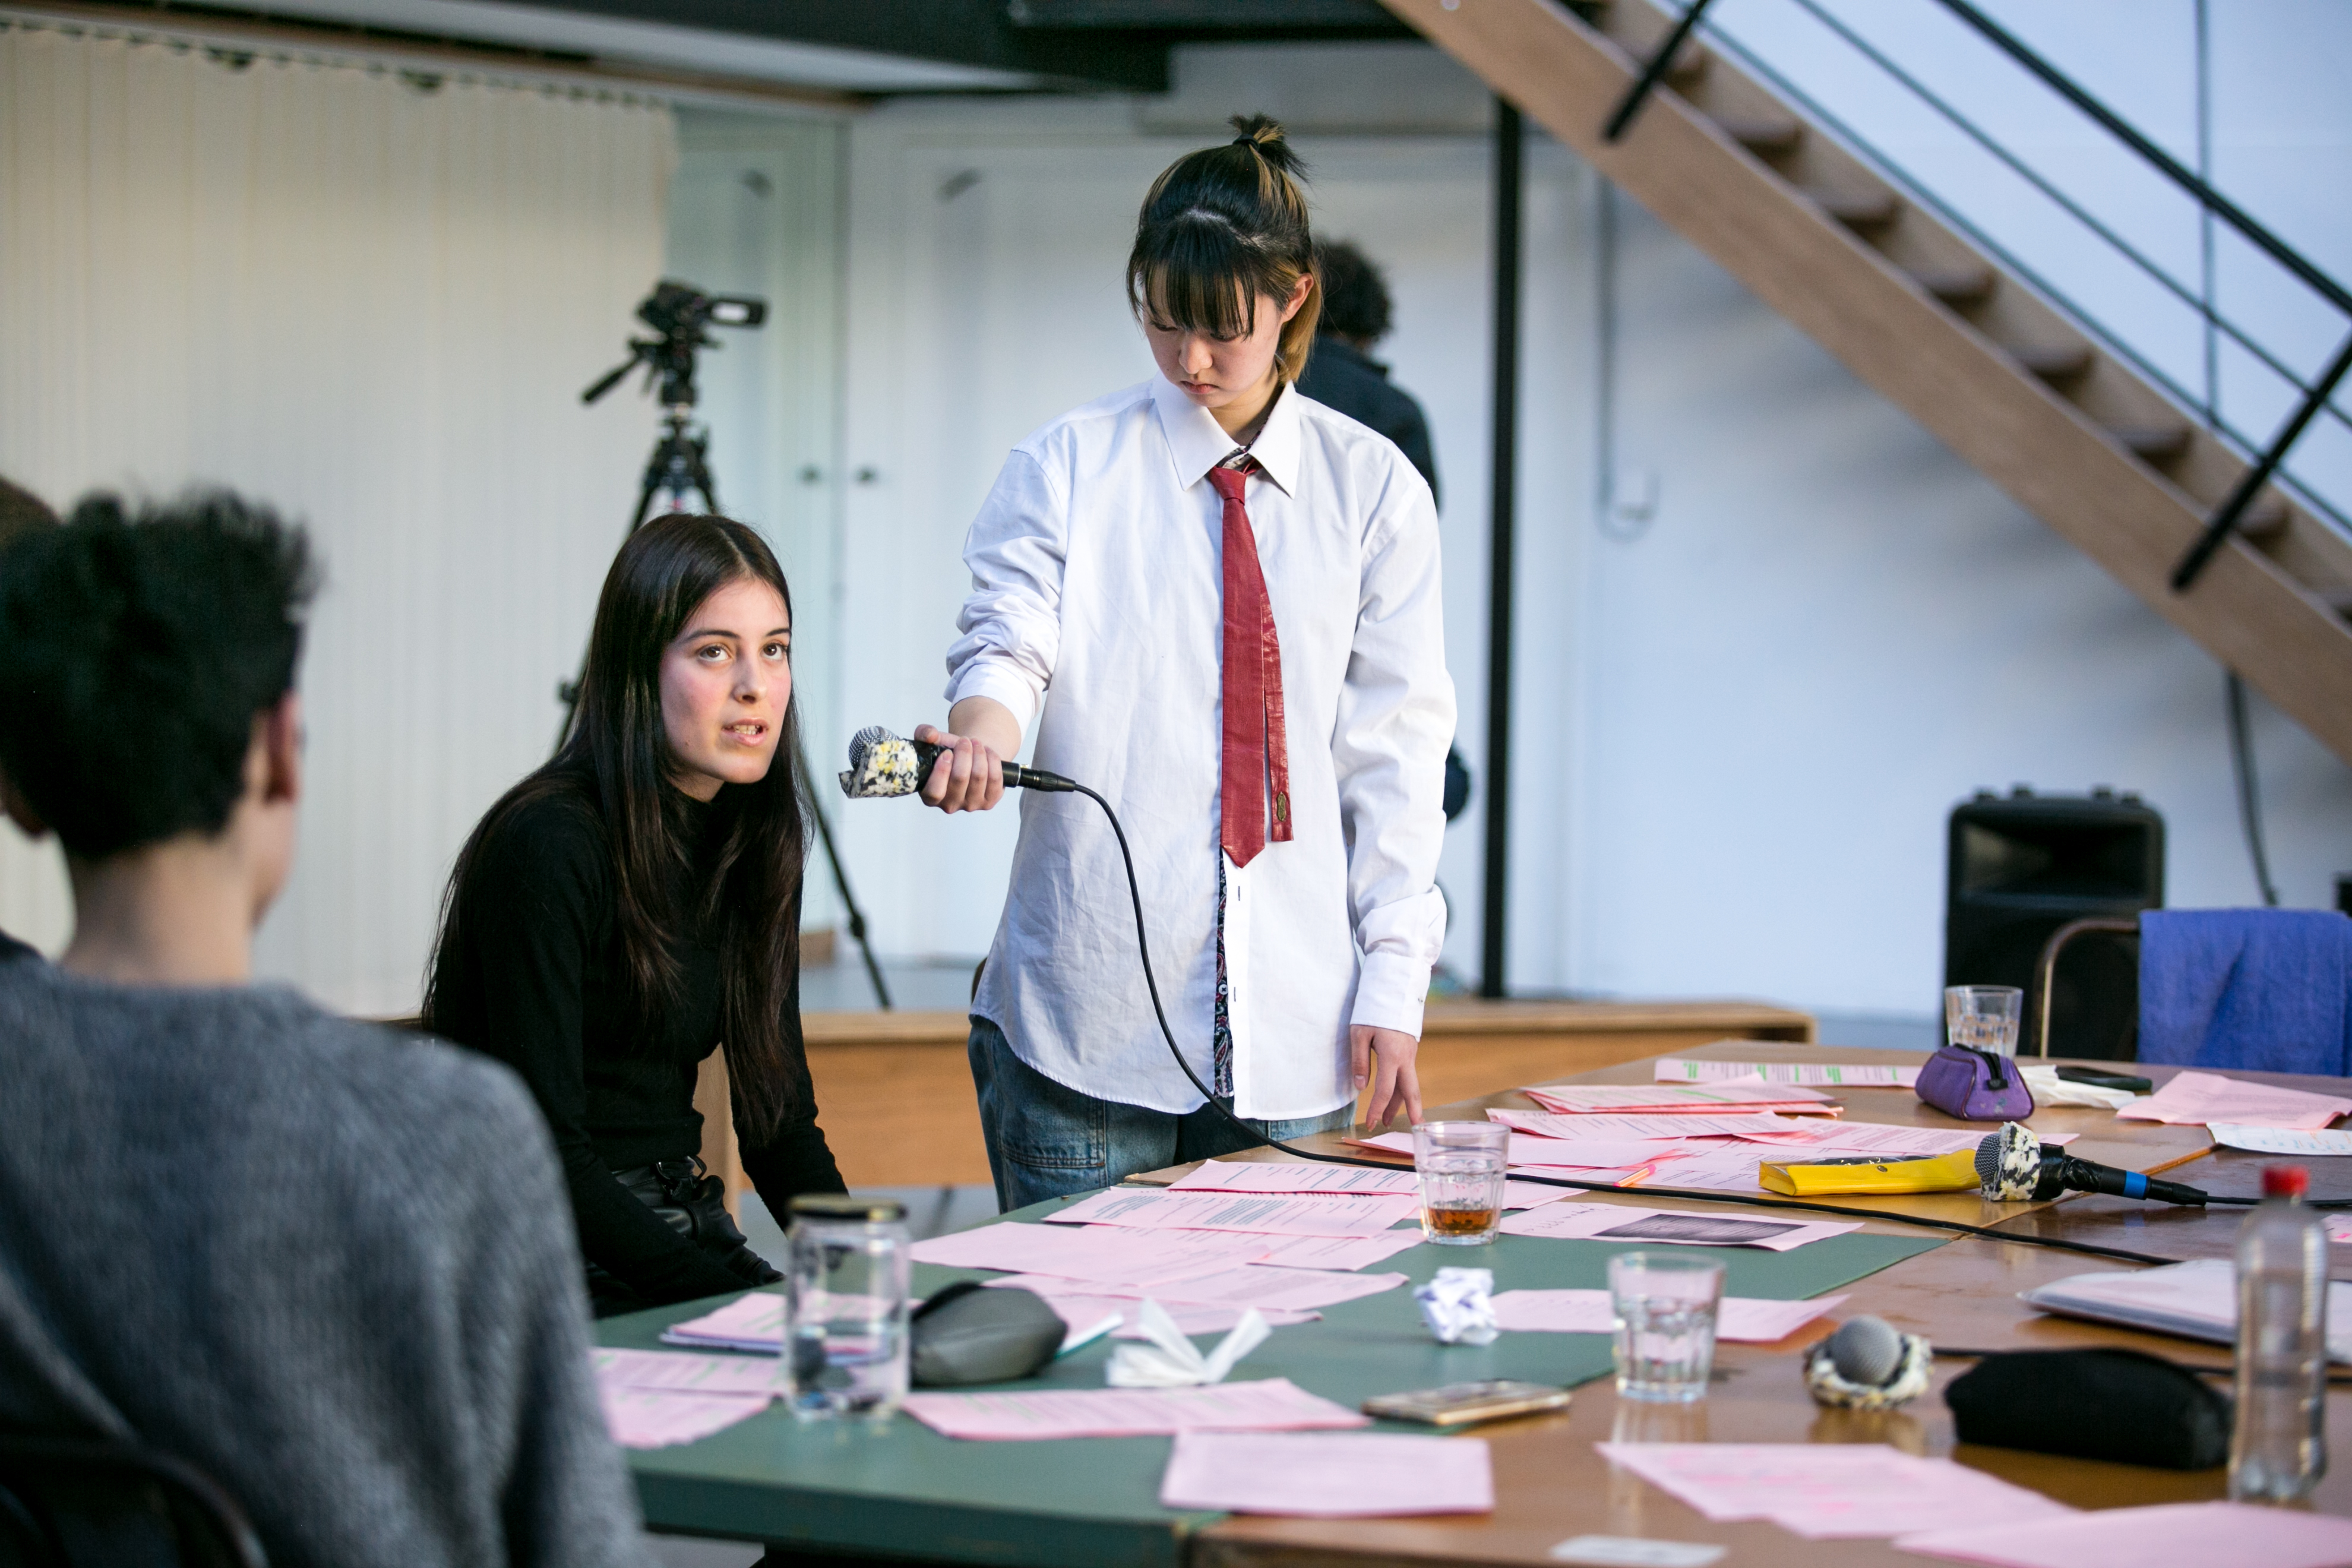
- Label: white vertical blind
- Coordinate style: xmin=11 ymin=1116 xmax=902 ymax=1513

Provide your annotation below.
xmin=0 ymin=23 xmax=675 ymax=1013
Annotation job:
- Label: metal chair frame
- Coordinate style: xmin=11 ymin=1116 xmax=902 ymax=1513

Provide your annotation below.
xmin=2029 ymin=916 xmax=2140 ymax=1057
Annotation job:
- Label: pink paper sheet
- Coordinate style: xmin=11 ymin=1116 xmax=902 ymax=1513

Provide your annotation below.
xmin=662 ymin=1291 xmax=786 ymax=1352
xmin=1349 ymin=1128 xmax=1674 ymax=1172
xmin=1522 ymin=1082 xmax=1837 ymax=1115
xmin=1044 ymin=1187 xmax=1420 ymax=1237
xmin=2113 ymin=1069 xmax=2352 ymax=1131
xmin=1251 ymin=1229 xmax=1425 ymax=1271
xmin=1654 ymin=1058 xmax=1921 ymax=1089
xmin=593 ymin=1346 xmax=783 ymax=1396
xmin=1491 ymin=1289 xmax=1844 ymax=1343
xmin=901 ymin=1377 xmax=1369 ymax=1440
xmin=1158 ymin=1431 xmax=1493 ymax=1516
xmin=1487 ymin=1109 xmax=1816 ymax=1142
xmin=1013 ymin=1264 xmax=1406 ymax=1313
xmin=1170 ymin=1158 xmax=1567 ymax=1210
xmin=1597 ymin=1443 xmax=2072 ymax=1539
xmin=1498 ymin=1202 xmax=1858 ymax=1252
xmin=1896 ymin=1501 xmax=2352 ymax=1568
xmin=598 ymin=1384 xmax=770 ymax=1449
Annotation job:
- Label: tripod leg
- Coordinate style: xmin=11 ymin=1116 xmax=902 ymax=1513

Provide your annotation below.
xmin=800 ymin=734 xmax=892 ymax=1010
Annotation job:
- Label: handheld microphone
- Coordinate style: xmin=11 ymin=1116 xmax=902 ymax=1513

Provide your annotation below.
xmin=1803 ymin=1314 xmax=1931 ymax=1409
xmin=837 ymin=725 xmax=1074 ymax=798
xmin=1974 ymin=1121 xmax=2215 ymax=1206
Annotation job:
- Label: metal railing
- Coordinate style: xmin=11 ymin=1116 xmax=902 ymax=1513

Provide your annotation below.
xmin=1602 ymin=0 xmax=2352 ymax=591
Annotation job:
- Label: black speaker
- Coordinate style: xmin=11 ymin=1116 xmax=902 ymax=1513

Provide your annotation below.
xmin=1945 ymin=787 xmax=2163 ymax=1061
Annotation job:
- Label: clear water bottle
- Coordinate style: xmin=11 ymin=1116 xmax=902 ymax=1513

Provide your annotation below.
xmin=785 ymin=1194 xmax=911 ymax=1421
xmin=2230 ymin=1164 xmax=2329 ymax=1502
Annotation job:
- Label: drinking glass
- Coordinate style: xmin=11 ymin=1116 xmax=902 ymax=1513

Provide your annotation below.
xmin=1414 ymin=1121 xmax=1509 ymax=1245
xmin=785 ymin=1194 xmax=911 ymax=1421
xmin=1945 ymin=985 xmax=2024 ymax=1057
xmin=1608 ymin=1251 xmax=1725 ymax=1402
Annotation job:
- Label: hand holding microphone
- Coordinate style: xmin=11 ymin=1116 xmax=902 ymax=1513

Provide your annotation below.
xmin=913 ymin=723 xmax=1006 ymax=813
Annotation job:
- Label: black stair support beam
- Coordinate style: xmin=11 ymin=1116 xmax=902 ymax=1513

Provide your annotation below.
xmin=1602 ymin=0 xmax=1716 ymax=143
xmin=1482 ymin=96 xmax=1525 ymax=1001
xmin=2172 ymin=327 xmax=2352 ymax=592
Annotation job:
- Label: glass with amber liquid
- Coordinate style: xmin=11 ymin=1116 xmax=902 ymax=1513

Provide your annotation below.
xmin=1414 ymin=1121 xmax=1509 ymax=1245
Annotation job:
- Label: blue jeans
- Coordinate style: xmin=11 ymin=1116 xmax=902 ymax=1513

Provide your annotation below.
xmin=966 ymin=1016 xmax=1357 ymax=1213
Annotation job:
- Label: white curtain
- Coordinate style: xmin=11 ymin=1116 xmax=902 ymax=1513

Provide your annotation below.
xmin=0 ymin=23 xmax=675 ymax=1014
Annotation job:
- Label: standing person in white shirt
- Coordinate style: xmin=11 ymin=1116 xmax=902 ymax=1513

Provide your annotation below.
xmin=918 ymin=115 xmax=1455 ymax=1211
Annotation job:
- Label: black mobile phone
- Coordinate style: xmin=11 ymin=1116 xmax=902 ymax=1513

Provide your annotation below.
xmin=2056 ymin=1065 xmax=2154 ymax=1093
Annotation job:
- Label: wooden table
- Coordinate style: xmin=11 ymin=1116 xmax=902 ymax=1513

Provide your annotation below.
xmin=1181 ymin=1041 xmax=2352 ymax=1566
xmin=616 ymin=1041 xmax=2352 ymax=1565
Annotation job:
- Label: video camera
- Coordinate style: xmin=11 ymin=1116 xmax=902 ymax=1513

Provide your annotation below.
xmin=581 ymin=280 xmax=767 ymax=410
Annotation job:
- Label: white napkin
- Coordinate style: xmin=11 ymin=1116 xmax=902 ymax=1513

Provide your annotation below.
xmin=1415 ymin=1267 xmax=1499 ymax=1346
xmin=2019 ymin=1063 xmax=2140 ymax=1111
xmin=1105 ymin=1298 xmax=1272 ymax=1387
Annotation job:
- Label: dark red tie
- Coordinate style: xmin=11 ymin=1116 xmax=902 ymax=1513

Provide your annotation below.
xmin=1209 ymin=461 xmax=1291 ymax=868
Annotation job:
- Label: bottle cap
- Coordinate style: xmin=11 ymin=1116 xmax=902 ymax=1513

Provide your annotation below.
xmin=2261 ymin=1165 xmax=2310 ymax=1200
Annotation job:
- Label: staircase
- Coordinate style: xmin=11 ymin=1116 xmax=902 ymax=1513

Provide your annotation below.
xmin=1383 ymin=0 xmax=2352 ymax=768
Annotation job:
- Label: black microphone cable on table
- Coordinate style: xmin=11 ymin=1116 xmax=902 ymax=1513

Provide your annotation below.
xmin=840 ymin=728 xmax=2325 ymax=1270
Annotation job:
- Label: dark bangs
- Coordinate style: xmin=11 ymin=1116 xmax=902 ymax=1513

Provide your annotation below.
xmin=1129 ymin=215 xmax=1292 ymax=342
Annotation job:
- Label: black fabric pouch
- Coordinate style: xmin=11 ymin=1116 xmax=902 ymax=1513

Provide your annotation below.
xmin=1945 ymin=1348 xmax=2231 ymax=1470
xmin=909 ymin=1282 xmax=1067 ymax=1388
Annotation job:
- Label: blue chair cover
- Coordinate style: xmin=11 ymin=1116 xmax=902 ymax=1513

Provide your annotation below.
xmin=2139 ymin=909 xmax=2352 ymax=1076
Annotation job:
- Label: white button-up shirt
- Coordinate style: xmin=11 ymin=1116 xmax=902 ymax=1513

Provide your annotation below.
xmin=946 ymin=375 xmax=1455 ymax=1120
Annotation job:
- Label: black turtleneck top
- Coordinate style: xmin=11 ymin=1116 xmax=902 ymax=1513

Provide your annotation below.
xmin=428 ymin=781 xmax=846 ymax=1307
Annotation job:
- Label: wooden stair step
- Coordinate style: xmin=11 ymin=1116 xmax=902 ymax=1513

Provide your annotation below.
xmin=2237 ymin=494 xmax=2290 ymax=540
xmin=2111 ymin=422 xmax=2192 ymax=463
xmin=1911 ymin=265 xmax=1996 ymax=306
xmin=1811 ymin=188 xmax=1901 ymax=229
xmin=1664 ymin=44 xmax=1711 ymax=85
xmin=1715 ymin=116 xmax=1803 ymax=156
xmin=2012 ymin=342 xmax=2092 ymax=381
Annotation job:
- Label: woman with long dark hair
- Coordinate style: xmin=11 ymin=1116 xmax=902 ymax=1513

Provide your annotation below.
xmin=426 ymin=513 xmax=845 ymax=1315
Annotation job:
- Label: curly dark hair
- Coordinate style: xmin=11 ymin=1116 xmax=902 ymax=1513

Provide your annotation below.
xmin=1314 ymin=239 xmax=1392 ymax=345
xmin=0 ymin=490 xmax=316 ymax=859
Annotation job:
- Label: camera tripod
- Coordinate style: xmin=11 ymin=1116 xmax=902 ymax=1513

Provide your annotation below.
xmin=561 ymin=283 xmax=896 ymax=1009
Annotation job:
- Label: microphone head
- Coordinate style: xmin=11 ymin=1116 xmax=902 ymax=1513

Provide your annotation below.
xmin=1976 ymin=1121 xmax=2044 ymax=1202
xmin=839 ymin=726 xmax=925 ymax=798
xmin=1826 ymin=1314 xmax=1904 ymax=1388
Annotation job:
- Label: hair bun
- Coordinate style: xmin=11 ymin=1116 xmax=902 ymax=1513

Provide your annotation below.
xmin=1228 ymin=113 xmax=1303 ymax=174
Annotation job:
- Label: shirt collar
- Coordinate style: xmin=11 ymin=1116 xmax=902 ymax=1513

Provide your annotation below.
xmin=1150 ymin=375 xmax=1303 ymax=498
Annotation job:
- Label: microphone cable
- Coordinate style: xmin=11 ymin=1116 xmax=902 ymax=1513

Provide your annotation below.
xmin=1064 ymin=781 xmax=2205 ymax=1269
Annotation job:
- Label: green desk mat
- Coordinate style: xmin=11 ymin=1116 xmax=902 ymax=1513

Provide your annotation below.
xmin=603 ymin=1197 xmax=1945 ymax=1566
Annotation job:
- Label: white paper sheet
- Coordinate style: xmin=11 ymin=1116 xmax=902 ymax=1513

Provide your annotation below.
xmin=1491 ymin=1289 xmax=1844 ymax=1343
xmin=1159 ymin=1431 xmax=1494 ymax=1517
xmin=598 ymin=1383 xmax=771 ymax=1449
xmin=2209 ymin=1123 xmax=2352 ymax=1155
xmin=1499 ymin=1202 xmax=1859 ymax=1251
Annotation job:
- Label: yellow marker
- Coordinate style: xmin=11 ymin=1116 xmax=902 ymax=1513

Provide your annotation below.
xmin=1759 ymin=1147 xmax=1980 ymax=1197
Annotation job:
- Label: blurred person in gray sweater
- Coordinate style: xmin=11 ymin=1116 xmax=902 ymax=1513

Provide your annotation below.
xmin=0 ymin=491 xmax=653 ymax=1568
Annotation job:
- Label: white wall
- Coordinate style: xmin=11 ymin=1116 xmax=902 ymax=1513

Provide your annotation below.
xmin=0 ymin=24 xmax=675 ymax=1012
xmin=806 ymin=36 xmax=2352 ymax=1021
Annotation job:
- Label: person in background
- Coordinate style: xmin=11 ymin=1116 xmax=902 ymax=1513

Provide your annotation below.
xmin=1292 ymin=243 xmax=1472 ymax=825
xmin=1294 ymin=239 xmax=1439 ymax=506
xmin=0 ymin=475 xmax=60 ymax=963
xmin=920 ymin=117 xmax=1454 ymax=1211
xmin=426 ymin=513 xmax=847 ymax=1317
xmin=0 ymin=492 xmax=650 ymax=1568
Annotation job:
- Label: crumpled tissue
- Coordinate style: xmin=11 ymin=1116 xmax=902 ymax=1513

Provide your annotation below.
xmin=1415 ymin=1267 xmax=1498 ymax=1346
xmin=2019 ymin=1063 xmax=2139 ymax=1111
xmin=1105 ymin=1299 xmax=1271 ymax=1387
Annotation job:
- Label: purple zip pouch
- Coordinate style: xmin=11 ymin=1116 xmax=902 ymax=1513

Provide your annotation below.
xmin=1914 ymin=1044 xmax=2036 ymax=1121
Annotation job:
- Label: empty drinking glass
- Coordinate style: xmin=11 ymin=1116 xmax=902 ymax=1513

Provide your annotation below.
xmin=1608 ymin=1251 xmax=1725 ymax=1402
xmin=785 ymin=1194 xmax=911 ymax=1421
xmin=1414 ymin=1121 xmax=1509 ymax=1245
xmin=1945 ymin=985 xmax=2024 ymax=1057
